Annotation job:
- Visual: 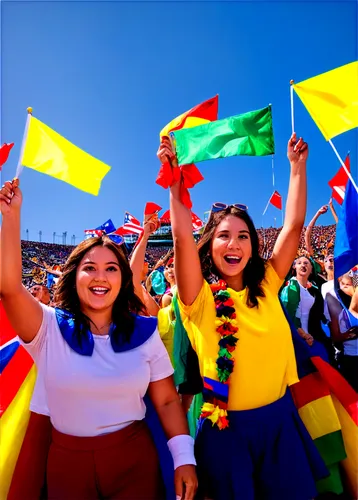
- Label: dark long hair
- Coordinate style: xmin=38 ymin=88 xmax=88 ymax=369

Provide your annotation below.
xmin=197 ymin=207 xmax=266 ymax=308
xmin=53 ymin=236 xmax=146 ymax=342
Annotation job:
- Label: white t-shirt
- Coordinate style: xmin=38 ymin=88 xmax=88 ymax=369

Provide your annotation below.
xmin=321 ymin=280 xmax=337 ymax=322
xmin=296 ymin=283 xmax=315 ymax=333
xmin=338 ymin=309 xmax=358 ymax=357
xmin=21 ymin=305 xmax=174 ymax=437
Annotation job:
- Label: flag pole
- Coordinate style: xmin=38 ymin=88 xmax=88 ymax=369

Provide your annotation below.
xmin=15 ymin=107 xmax=32 ymax=178
xmin=271 ymin=154 xmax=275 ymax=188
xmin=289 ymin=81 xmax=295 ymax=134
xmin=262 ymin=195 xmax=271 ymax=216
xmin=328 ymin=139 xmax=358 ymax=193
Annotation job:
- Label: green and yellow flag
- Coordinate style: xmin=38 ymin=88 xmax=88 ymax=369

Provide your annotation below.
xmin=21 ymin=116 xmax=111 ymax=195
xmin=171 ymin=105 xmax=274 ymax=166
xmin=293 ymin=61 xmax=358 ymax=140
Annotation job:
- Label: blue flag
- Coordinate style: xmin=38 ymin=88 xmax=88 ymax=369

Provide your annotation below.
xmin=334 ymin=179 xmax=358 ymax=278
xmin=96 ymin=219 xmax=116 ymax=234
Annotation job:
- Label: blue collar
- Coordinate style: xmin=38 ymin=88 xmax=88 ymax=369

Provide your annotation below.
xmin=55 ymin=308 xmax=157 ymax=356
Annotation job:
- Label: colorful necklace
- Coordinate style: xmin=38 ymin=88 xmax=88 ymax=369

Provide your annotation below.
xmin=199 ymin=279 xmax=238 ymax=430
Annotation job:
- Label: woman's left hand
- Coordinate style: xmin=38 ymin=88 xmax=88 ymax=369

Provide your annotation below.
xmin=287 ymin=133 xmax=308 ymax=165
xmin=174 ymin=465 xmax=198 ymax=500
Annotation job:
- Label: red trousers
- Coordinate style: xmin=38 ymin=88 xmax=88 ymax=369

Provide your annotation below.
xmin=47 ymin=420 xmax=164 ymax=500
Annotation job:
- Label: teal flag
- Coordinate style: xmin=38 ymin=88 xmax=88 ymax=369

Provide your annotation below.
xmin=171 ymin=105 xmax=274 ymax=165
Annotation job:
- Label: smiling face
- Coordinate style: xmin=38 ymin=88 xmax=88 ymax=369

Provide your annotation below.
xmin=75 ymin=246 xmax=122 ymax=314
xmin=164 ymin=260 xmax=175 ymax=286
xmin=294 ymin=257 xmax=312 ymax=279
xmin=340 ymin=275 xmax=354 ymax=297
xmin=211 ymin=215 xmax=252 ymax=280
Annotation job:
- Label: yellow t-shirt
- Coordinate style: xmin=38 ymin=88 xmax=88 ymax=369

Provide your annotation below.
xmin=178 ymin=262 xmax=299 ymax=411
xmin=157 ymin=305 xmax=175 ymax=365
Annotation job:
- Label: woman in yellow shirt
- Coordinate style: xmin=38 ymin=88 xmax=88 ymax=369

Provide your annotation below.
xmin=157 ymin=134 xmax=327 ymax=499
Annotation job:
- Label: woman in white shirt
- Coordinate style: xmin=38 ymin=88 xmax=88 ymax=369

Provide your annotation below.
xmin=0 ymin=178 xmax=197 ymax=500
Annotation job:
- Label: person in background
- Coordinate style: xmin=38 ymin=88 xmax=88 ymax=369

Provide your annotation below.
xmin=28 ymin=284 xmax=51 ymax=306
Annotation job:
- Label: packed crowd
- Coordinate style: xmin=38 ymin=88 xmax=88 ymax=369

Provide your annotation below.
xmin=1 ymin=132 xmax=357 ymax=500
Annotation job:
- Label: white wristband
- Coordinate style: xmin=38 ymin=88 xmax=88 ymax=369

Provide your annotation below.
xmin=167 ymin=434 xmax=196 ymax=470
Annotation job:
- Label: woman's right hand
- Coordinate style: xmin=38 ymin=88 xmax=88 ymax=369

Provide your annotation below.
xmin=157 ymin=137 xmax=178 ymax=168
xmin=0 ymin=178 xmax=22 ymax=216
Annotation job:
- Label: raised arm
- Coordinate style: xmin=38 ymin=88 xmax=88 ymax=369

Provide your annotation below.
xmin=304 ymin=205 xmax=328 ymax=256
xmin=157 ymin=139 xmax=203 ymax=306
xmin=270 ymin=134 xmax=308 ymax=280
xmin=328 ymin=198 xmax=339 ymax=224
xmin=0 ymin=179 xmax=43 ymax=342
xmin=130 ymin=219 xmax=160 ymax=316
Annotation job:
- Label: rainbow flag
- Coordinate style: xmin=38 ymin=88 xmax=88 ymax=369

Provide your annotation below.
xmin=0 ymin=302 xmax=36 ymax=500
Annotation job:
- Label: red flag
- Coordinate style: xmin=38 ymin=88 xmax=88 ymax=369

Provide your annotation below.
xmin=144 ymin=202 xmax=162 ymax=216
xmin=269 ymin=191 xmax=282 ymax=210
xmin=0 ymin=143 xmax=14 ymax=168
xmin=328 ymin=154 xmax=350 ymax=205
xmin=159 ymin=209 xmax=202 ymax=232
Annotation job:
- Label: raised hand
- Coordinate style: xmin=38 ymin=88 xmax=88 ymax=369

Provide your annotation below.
xmin=287 ymin=133 xmax=308 ymax=165
xmin=317 ymin=205 xmax=328 ymax=215
xmin=157 ymin=136 xmax=178 ymax=168
xmin=0 ymin=178 xmax=22 ymax=216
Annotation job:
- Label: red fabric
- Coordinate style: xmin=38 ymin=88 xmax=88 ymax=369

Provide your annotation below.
xmin=269 ymin=190 xmax=282 ymax=210
xmin=155 ymin=162 xmax=204 ymax=209
xmin=311 ymin=356 xmax=358 ymax=425
xmin=144 ymin=202 xmax=162 ymax=215
xmin=47 ymin=421 xmax=164 ymax=500
xmin=0 ymin=143 xmax=14 ymax=168
xmin=0 ymin=346 xmax=34 ymax=416
xmin=8 ymin=413 xmax=52 ymax=500
xmin=328 ymin=155 xmax=350 ymax=205
xmin=165 ymin=95 xmax=218 ymax=134
xmin=290 ymin=372 xmax=330 ymax=410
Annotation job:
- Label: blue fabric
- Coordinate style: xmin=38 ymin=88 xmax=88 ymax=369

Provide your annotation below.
xmin=55 ymin=308 xmax=157 ymax=356
xmin=195 ymin=391 xmax=328 ymax=500
xmin=0 ymin=341 xmax=19 ymax=373
xmin=144 ymin=395 xmax=175 ymax=500
xmin=96 ymin=219 xmax=116 ymax=234
xmin=334 ymin=179 xmax=358 ymax=278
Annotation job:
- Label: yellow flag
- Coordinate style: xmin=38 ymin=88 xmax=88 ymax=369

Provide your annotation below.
xmin=0 ymin=366 xmax=36 ymax=500
xmin=21 ymin=116 xmax=111 ymax=195
xmin=293 ymin=61 xmax=358 ymax=140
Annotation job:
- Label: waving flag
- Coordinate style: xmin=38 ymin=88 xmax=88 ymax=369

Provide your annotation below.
xmin=0 ymin=143 xmax=14 ymax=169
xmin=334 ymin=179 xmax=358 ymax=278
xmin=160 ymin=96 xmax=218 ymax=139
xmin=158 ymin=209 xmax=203 ymax=232
xmin=0 ymin=302 xmax=36 ymax=500
xmin=96 ymin=219 xmax=116 ymax=234
xmin=171 ymin=106 xmax=274 ymax=165
xmin=20 ymin=114 xmax=111 ymax=195
xmin=328 ymin=155 xmax=350 ymax=205
xmin=144 ymin=202 xmax=162 ymax=215
xmin=293 ymin=61 xmax=358 ymax=141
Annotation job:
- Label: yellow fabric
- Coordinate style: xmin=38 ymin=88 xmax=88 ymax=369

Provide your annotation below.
xmin=0 ymin=366 xmax=37 ymax=500
xmin=178 ymin=262 xmax=299 ymax=410
xmin=22 ymin=116 xmax=111 ymax=195
xmin=158 ymin=304 xmax=175 ymax=365
xmin=298 ymin=395 xmax=341 ymax=440
xmin=293 ymin=61 xmax=358 ymax=140
xmin=331 ymin=395 xmax=358 ymax=498
xmin=160 ymin=116 xmax=210 ymax=138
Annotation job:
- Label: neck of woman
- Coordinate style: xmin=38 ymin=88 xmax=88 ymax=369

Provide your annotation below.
xmin=81 ymin=307 xmax=113 ymax=335
xmin=224 ymin=274 xmax=245 ymax=292
xmin=296 ymin=275 xmax=309 ymax=288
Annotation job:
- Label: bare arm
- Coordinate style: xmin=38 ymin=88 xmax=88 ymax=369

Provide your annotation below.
xmin=157 ymin=139 xmax=203 ymax=306
xmin=326 ymin=293 xmax=355 ymax=342
xmin=0 ymin=180 xmax=43 ymax=342
xmin=271 ymin=134 xmax=308 ymax=280
xmin=148 ymin=376 xmax=197 ymax=499
xmin=328 ymin=198 xmax=339 ymax=224
xmin=304 ymin=205 xmax=328 ymax=256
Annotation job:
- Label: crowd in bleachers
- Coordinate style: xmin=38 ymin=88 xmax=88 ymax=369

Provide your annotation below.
xmin=21 ymin=225 xmax=336 ymax=288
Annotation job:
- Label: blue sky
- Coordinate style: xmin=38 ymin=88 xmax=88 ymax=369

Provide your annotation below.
xmin=1 ymin=0 xmax=357 ymax=244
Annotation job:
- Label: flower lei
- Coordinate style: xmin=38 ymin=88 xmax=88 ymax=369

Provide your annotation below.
xmin=199 ymin=279 xmax=238 ymax=430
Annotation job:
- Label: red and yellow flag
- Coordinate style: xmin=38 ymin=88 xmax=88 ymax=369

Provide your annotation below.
xmin=160 ymin=95 xmax=218 ymax=138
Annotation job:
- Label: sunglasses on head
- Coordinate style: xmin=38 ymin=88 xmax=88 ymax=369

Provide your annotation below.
xmin=84 ymin=229 xmax=124 ymax=246
xmin=211 ymin=202 xmax=248 ymax=214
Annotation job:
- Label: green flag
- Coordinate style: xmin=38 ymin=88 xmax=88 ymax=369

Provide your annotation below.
xmin=171 ymin=105 xmax=274 ymax=165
